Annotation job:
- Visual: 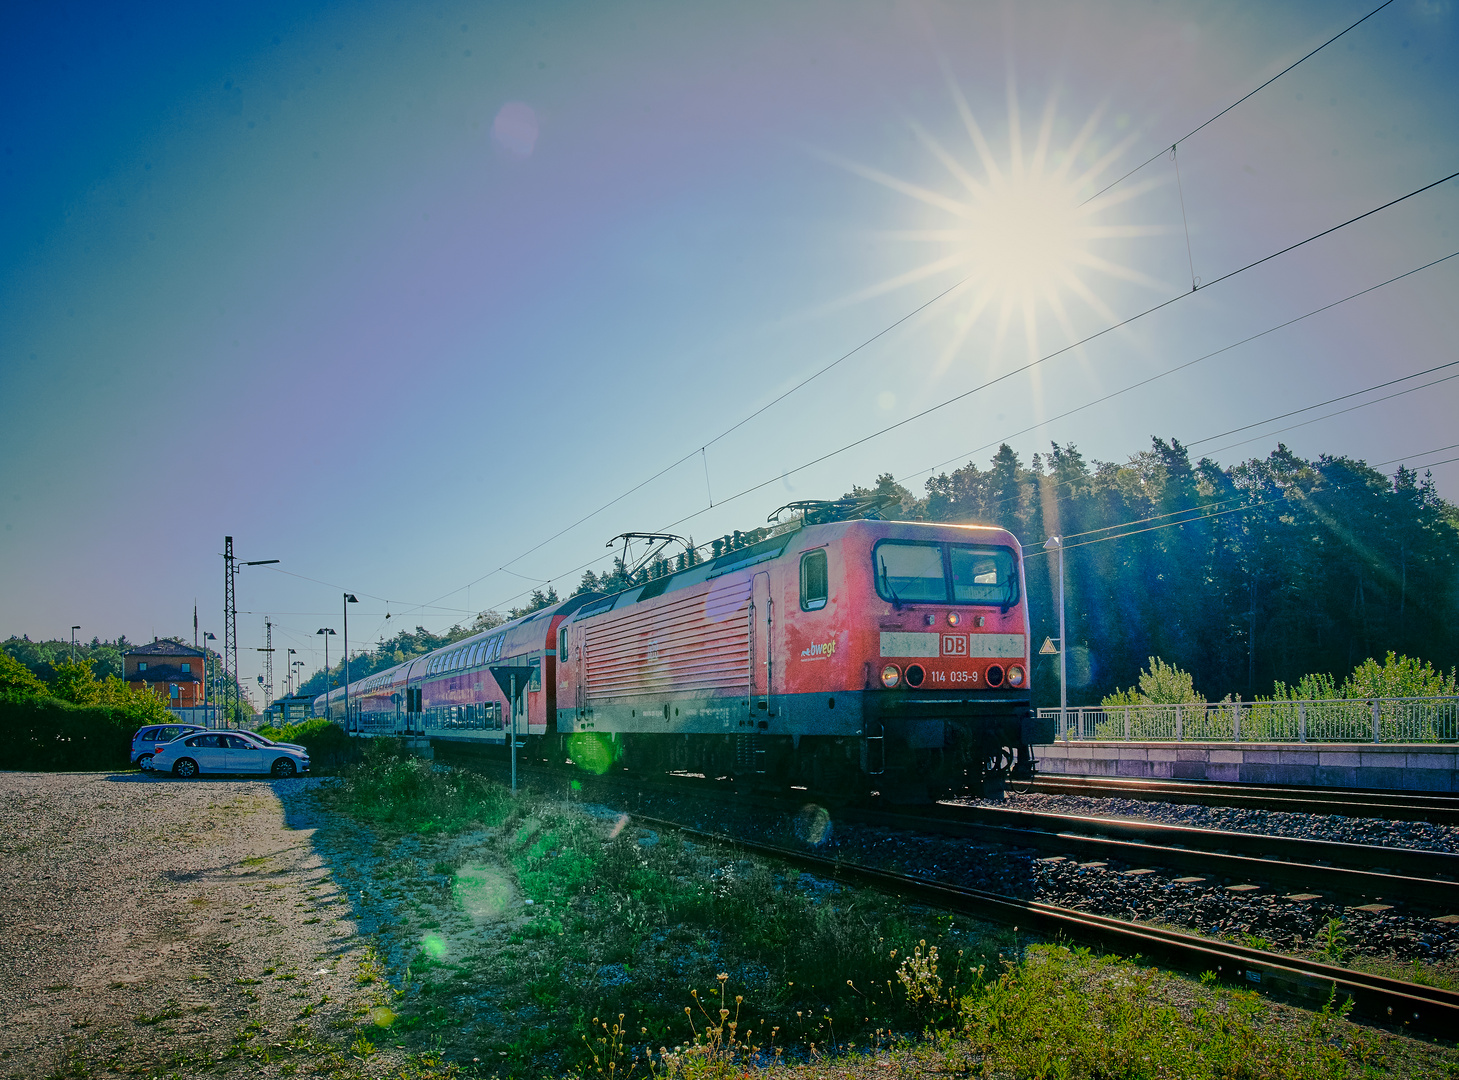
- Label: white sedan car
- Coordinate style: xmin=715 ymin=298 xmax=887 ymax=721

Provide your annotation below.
xmin=153 ymin=731 xmax=311 ymax=779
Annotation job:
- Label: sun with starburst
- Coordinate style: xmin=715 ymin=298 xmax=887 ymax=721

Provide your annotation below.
xmin=827 ymin=78 xmax=1165 ymax=366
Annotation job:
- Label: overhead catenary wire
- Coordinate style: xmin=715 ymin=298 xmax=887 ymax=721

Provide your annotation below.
xmin=310 ymin=171 xmax=1459 ymax=628
xmin=462 ymin=181 xmax=1459 ymax=616
xmin=395 ymin=267 xmax=991 ymax=623
xmin=1023 ymin=441 xmax=1457 ymax=557
xmin=466 ymin=430 xmax=1459 ymax=622
xmin=1079 ymin=0 xmax=1397 ymax=207
xmin=899 ymin=250 xmax=1459 ymax=492
xmin=393 ymin=146 xmax=1451 ymax=624
xmin=637 ymin=170 xmax=1459 ymax=539
xmin=1199 ymin=371 xmax=1459 ymax=458
xmin=1189 ymin=348 xmax=1459 ymax=447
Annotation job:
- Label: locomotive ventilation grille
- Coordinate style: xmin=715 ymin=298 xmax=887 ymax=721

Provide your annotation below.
xmin=583 ymin=586 xmax=749 ymax=700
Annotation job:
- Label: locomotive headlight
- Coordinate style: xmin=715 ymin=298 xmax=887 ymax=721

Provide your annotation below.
xmin=1007 ymin=665 xmax=1026 ymax=687
xmin=947 ymin=612 xmax=961 ymax=627
xmin=880 ymin=664 xmax=902 ymax=689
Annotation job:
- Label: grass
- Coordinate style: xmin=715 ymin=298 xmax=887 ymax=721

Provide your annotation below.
xmin=298 ymin=743 xmax=1459 ymax=1079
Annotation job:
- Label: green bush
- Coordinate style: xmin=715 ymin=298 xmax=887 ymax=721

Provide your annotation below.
xmin=0 ymin=696 xmax=139 ymax=770
xmin=319 ymin=739 xmax=512 ymax=828
xmin=1102 ymin=656 xmax=1206 ymax=707
xmin=1270 ymin=651 xmax=1459 ymax=701
xmin=254 ymin=717 xmax=360 ymax=772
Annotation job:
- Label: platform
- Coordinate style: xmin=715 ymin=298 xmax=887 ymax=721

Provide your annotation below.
xmin=1033 ymin=741 xmax=1459 ymax=792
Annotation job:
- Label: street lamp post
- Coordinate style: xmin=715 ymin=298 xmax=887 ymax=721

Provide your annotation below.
xmin=204 ymin=632 xmax=217 ymax=727
xmin=343 ymin=594 xmax=359 ymax=731
xmin=316 ymin=628 xmax=336 ymax=720
xmin=1044 ymin=536 xmax=1067 ymax=740
xmin=70 ymin=625 xmax=80 ymax=664
xmin=286 ymin=649 xmax=297 ymax=695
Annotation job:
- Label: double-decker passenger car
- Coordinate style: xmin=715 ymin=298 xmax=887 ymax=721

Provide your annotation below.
xmin=317 ymin=507 xmax=1052 ymax=799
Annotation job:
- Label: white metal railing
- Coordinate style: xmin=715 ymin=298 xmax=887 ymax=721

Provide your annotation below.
xmin=1037 ymin=696 xmax=1459 ymax=743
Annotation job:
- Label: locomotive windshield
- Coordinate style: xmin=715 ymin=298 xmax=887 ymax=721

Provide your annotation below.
xmin=874 ymin=540 xmax=1019 ymax=607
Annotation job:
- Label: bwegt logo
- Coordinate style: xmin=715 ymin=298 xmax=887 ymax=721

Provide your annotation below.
xmin=800 ymin=638 xmax=837 ymax=660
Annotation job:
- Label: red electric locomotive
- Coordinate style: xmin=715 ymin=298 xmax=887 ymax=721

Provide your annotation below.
xmin=318 ymin=502 xmax=1052 ymax=799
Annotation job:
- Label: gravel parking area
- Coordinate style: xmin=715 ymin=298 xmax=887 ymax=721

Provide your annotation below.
xmin=0 ymin=772 xmax=380 ymax=1079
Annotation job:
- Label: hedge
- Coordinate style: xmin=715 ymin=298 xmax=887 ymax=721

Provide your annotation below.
xmin=1 ymin=696 xmax=138 ymax=770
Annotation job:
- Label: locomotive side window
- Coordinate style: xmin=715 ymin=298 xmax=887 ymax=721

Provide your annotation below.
xmin=873 ymin=541 xmax=948 ymax=603
xmin=800 ymin=549 xmax=828 ymax=611
xmin=950 ymin=544 xmax=1018 ymax=605
xmin=558 ymin=627 xmax=568 ymax=658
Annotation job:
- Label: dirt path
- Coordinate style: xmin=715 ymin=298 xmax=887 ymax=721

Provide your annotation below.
xmin=0 ymin=772 xmax=382 ymax=1079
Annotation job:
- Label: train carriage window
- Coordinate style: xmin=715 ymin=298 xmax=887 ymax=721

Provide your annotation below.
xmin=800 ymin=549 xmax=828 ymax=611
xmin=873 ymin=541 xmax=949 ymax=603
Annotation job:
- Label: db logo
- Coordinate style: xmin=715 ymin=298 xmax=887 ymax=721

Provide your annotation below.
xmin=942 ymin=634 xmax=968 ymax=657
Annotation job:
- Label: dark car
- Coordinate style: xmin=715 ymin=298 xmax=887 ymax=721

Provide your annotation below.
xmin=130 ymin=723 xmax=207 ymax=769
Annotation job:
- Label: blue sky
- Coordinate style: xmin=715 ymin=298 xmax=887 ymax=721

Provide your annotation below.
xmin=2 ymin=0 xmax=1456 ymax=702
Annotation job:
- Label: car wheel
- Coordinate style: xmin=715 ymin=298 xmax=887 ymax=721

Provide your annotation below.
xmin=173 ymin=757 xmax=199 ymax=779
xmin=137 ymin=754 xmax=153 ymax=770
xmin=271 ymin=758 xmax=297 ymax=779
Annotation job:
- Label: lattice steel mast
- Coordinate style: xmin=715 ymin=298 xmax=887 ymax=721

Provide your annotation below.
xmin=262 ymin=617 xmax=274 ymax=708
xmin=223 ymin=537 xmax=237 ymax=727
xmin=221 ymin=536 xmax=279 ymax=728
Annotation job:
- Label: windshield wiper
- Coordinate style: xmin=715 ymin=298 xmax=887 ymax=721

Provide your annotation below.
xmin=879 ymin=557 xmax=902 ymax=611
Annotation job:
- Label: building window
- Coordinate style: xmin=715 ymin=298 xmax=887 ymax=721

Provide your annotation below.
xmin=138 ymin=662 xmax=147 ymax=671
xmin=181 ymin=662 xmax=191 ymax=673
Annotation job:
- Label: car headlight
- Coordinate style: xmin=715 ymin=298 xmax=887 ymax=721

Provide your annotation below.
xmin=1007 ymin=665 xmax=1025 ymax=687
xmin=880 ymin=664 xmax=902 ymax=689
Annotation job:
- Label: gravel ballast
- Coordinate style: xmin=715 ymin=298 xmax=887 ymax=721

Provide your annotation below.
xmin=985 ymin=790 xmax=1459 ymax=853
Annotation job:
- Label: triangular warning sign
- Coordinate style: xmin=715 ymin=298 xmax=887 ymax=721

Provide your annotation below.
xmin=1039 ymin=637 xmax=1059 ymax=655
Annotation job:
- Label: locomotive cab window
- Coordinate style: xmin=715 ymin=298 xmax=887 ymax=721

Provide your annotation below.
xmin=873 ymin=540 xmax=1019 ymax=607
xmin=949 ymin=544 xmax=1018 ymax=606
xmin=800 ymin=549 xmax=828 ymax=611
xmin=558 ymin=627 xmax=568 ymax=658
xmin=873 ymin=541 xmax=948 ymax=603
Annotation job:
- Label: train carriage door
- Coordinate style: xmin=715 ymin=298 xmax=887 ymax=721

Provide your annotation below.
xmin=750 ymin=571 xmax=773 ymax=718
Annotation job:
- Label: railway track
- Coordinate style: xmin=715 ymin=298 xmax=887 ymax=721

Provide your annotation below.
xmin=626 ymin=811 xmax=1459 ymax=1038
xmin=1022 ymin=774 xmax=1459 ymax=824
xmin=440 ymin=746 xmax=1459 ymax=913
xmin=436 ymin=747 xmax=1459 ymax=1032
xmin=849 ymin=803 xmax=1459 ymax=911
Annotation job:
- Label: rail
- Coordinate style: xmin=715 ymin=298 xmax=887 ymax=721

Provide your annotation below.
xmin=1037 ymin=696 xmax=1459 ymax=743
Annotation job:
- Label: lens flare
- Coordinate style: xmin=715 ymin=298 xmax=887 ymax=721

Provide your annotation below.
xmin=453 ymin=863 xmax=513 ymax=924
xmin=794 ymin=804 xmax=833 ymax=846
xmin=420 ymin=933 xmax=447 ymax=959
xmin=567 ymin=731 xmax=619 ymax=775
